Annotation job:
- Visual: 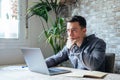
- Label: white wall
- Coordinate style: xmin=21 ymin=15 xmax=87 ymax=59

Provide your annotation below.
xmin=0 ymin=0 xmax=53 ymax=65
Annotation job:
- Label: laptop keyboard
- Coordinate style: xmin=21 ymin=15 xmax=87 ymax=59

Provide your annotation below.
xmin=48 ymin=68 xmax=66 ymax=73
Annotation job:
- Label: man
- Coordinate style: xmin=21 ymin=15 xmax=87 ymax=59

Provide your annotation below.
xmin=46 ymin=15 xmax=106 ymax=72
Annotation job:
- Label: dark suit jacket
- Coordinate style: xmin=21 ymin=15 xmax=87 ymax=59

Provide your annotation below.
xmin=46 ymin=34 xmax=106 ymax=72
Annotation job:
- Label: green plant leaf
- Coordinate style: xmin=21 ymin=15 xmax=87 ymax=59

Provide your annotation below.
xmin=27 ymin=0 xmax=67 ymax=53
xmin=27 ymin=1 xmax=52 ymax=22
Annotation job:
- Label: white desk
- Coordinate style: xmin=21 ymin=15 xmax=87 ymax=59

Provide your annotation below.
xmin=0 ymin=65 xmax=120 ymax=80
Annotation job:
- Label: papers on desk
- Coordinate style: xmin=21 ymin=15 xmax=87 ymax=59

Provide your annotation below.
xmin=0 ymin=65 xmax=28 ymax=71
xmin=64 ymin=70 xmax=107 ymax=78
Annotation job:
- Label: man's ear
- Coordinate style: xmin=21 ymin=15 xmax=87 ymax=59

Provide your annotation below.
xmin=83 ymin=28 xmax=86 ymax=32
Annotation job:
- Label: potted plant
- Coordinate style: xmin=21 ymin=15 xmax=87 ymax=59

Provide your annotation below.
xmin=27 ymin=0 xmax=67 ymax=53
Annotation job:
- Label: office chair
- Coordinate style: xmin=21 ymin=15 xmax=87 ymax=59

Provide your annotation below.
xmin=105 ymin=53 xmax=115 ymax=73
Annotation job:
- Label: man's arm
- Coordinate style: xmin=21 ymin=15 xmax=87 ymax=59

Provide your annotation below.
xmin=83 ymin=39 xmax=106 ymax=71
xmin=45 ymin=46 xmax=69 ymax=68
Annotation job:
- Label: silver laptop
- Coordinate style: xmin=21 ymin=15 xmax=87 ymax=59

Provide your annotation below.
xmin=21 ymin=48 xmax=71 ymax=75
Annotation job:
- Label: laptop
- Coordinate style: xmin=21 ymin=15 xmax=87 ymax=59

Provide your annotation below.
xmin=21 ymin=48 xmax=71 ymax=75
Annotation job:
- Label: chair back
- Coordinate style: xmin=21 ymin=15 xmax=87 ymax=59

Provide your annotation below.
xmin=105 ymin=53 xmax=115 ymax=73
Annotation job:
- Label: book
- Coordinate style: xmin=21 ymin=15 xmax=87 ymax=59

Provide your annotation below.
xmin=64 ymin=70 xmax=107 ymax=78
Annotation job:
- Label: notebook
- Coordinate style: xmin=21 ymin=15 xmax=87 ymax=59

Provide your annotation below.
xmin=21 ymin=48 xmax=71 ymax=75
xmin=64 ymin=70 xmax=107 ymax=78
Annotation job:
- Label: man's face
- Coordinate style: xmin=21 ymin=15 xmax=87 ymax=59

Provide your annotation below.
xmin=67 ymin=22 xmax=86 ymax=40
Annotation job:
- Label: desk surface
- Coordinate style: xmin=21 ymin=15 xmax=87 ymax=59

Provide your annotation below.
xmin=0 ymin=65 xmax=120 ymax=80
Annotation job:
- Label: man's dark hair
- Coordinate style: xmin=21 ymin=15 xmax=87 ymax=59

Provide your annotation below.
xmin=67 ymin=15 xmax=86 ymax=28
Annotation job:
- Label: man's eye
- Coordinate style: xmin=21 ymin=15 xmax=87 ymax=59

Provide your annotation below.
xmin=67 ymin=29 xmax=70 ymax=32
xmin=66 ymin=29 xmax=77 ymax=32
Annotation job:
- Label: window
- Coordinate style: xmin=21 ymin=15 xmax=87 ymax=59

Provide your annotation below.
xmin=0 ymin=0 xmax=19 ymax=39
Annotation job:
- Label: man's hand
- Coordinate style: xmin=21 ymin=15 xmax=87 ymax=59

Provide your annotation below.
xmin=66 ymin=38 xmax=76 ymax=49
